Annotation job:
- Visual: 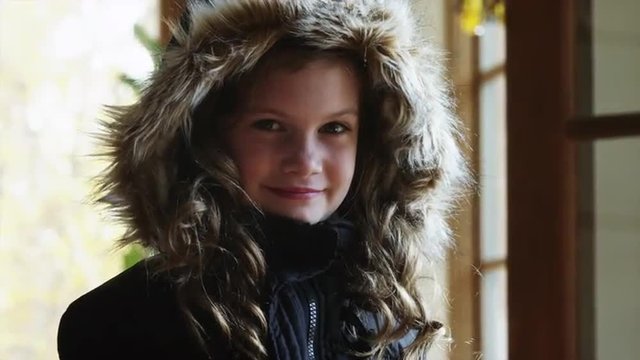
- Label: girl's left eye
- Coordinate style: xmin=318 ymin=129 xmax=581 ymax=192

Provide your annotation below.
xmin=320 ymin=122 xmax=349 ymax=134
xmin=251 ymin=119 xmax=283 ymax=131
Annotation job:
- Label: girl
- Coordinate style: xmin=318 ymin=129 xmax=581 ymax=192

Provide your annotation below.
xmin=58 ymin=0 xmax=468 ymax=359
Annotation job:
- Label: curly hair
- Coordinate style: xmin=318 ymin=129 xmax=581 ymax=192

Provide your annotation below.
xmin=95 ymin=1 xmax=469 ymax=358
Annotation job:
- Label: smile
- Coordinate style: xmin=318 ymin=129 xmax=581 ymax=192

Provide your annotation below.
xmin=265 ymin=186 xmax=324 ymax=200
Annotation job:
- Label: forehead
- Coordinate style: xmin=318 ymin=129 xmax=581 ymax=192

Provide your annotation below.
xmin=239 ymin=58 xmax=362 ymax=118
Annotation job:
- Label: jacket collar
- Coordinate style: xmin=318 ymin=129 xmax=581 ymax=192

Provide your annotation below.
xmin=250 ymin=212 xmax=355 ymax=283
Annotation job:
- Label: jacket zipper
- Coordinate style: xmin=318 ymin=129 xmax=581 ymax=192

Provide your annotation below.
xmin=307 ymin=299 xmax=318 ymax=359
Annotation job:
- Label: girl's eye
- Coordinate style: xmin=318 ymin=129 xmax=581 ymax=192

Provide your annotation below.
xmin=251 ymin=119 xmax=283 ymax=131
xmin=320 ymin=122 xmax=349 ymax=134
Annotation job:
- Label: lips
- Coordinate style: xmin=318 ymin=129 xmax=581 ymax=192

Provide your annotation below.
xmin=265 ymin=186 xmax=324 ymax=200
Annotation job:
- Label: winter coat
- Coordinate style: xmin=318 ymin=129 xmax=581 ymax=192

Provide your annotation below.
xmin=57 ymin=214 xmax=417 ymax=359
xmin=58 ymin=0 xmax=467 ymax=358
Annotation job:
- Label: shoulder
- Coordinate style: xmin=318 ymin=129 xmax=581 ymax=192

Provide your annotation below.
xmin=57 ymin=259 xmax=193 ymax=359
xmin=59 ymin=258 xmax=170 ymax=322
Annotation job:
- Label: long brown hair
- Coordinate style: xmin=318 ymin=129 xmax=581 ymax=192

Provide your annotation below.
xmin=96 ymin=1 xmax=469 ymax=358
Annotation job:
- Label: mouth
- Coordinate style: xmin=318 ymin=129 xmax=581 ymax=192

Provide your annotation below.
xmin=265 ymin=186 xmax=324 ymax=200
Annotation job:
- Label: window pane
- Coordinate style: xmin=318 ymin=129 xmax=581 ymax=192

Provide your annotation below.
xmin=593 ymin=137 xmax=640 ymax=359
xmin=480 ymin=74 xmax=507 ymax=262
xmin=481 ymin=267 xmax=509 ymax=360
xmin=479 ymin=21 xmax=506 ymax=73
xmin=590 ymin=0 xmax=640 ymax=115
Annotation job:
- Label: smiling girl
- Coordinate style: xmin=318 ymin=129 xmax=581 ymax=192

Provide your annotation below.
xmin=224 ymin=50 xmax=360 ymax=224
xmin=58 ymin=1 xmax=468 ymax=359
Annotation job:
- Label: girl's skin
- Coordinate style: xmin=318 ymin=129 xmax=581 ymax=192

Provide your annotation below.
xmin=227 ymin=58 xmax=361 ymax=224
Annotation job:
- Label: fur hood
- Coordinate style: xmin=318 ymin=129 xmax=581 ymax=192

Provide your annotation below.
xmin=99 ymin=0 xmax=467 ymax=261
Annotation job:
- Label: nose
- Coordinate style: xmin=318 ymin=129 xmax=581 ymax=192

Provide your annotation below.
xmin=281 ymin=133 xmax=322 ymax=177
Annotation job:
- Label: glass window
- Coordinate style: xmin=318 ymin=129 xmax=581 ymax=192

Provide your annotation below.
xmin=591 ymin=0 xmax=640 ymax=115
xmin=477 ymin=18 xmax=508 ymax=360
xmin=481 ymin=267 xmax=509 ymax=360
xmin=593 ymin=137 xmax=640 ymax=359
xmin=479 ymin=73 xmax=507 ymax=262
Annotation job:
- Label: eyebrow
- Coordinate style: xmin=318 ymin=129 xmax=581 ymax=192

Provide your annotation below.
xmin=242 ymin=107 xmax=359 ymax=119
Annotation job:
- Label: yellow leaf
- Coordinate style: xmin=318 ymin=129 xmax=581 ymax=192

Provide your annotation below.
xmin=461 ymin=0 xmax=484 ymax=34
xmin=494 ymin=1 xmax=506 ymax=23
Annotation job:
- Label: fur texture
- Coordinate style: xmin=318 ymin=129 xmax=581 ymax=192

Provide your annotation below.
xmin=97 ymin=0 xmax=469 ymax=358
xmin=102 ymin=0 xmax=465 ymax=257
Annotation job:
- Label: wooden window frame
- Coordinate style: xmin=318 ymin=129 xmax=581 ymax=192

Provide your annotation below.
xmin=445 ymin=1 xmax=480 ymax=358
xmin=446 ymin=2 xmax=510 ymax=359
xmin=507 ymin=1 xmax=579 ymax=359
xmin=507 ymin=1 xmax=640 ymax=360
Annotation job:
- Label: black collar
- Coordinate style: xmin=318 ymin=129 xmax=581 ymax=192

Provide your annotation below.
xmin=250 ymin=212 xmax=355 ymax=282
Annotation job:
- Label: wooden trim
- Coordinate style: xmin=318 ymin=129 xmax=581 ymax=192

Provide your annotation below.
xmin=506 ymin=0 xmax=578 ymax=359
xmin=477 ymin=63 xmax=506 ymax=84
xmin=470 ymin=34 xmax=485 ymax=360
xmin=576 ymin=142 xmax=595 ymax=360
xmin=575 ymin=0 xmax=593 ymax=116
xmin=567 ymin=113 xmax=640 ymax=139
xmin=445 ymin=0 xmax=480 ymax=360
xmin=574 ymin=1 xmax=595 ymax=360
xmin=160 ymin=0 xmax=187 ymax=45
xmin=480 ymin=259 xmax=506 ymax=272
xmin=446 ymin=0 xmax=480 ymax=358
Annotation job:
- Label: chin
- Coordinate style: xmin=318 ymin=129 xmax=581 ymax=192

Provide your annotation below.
xmin=286 ymin=213 xmax=323 ymax=225
xmin=271 ymin=208 xmax=328 ymax=225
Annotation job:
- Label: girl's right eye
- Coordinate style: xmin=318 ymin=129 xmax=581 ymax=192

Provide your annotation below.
xmin=251 ymin=119 xmax=283 ymax=131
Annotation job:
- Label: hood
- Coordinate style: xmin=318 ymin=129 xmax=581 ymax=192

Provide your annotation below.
xmin=99 ymin=0 xmax=468 ymax=260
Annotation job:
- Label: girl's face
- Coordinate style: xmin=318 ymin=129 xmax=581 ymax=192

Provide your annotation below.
xmin=227 ymin=58 xmax=360 ymax=224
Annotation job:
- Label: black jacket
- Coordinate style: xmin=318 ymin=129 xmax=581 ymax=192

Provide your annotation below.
xmin=58 ymin=0 xmax=465 ymax=358
xmin=57 ymin=215 xmax=417 ymax=359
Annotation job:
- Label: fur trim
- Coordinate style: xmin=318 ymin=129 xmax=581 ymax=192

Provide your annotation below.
xmin=99 ymin=0 xmax=468 ymax=260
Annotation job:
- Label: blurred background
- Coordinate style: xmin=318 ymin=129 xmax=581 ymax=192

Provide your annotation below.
xmin=0 ymin=1 xmax=157 ymax=359
xmin=0 ymin=1 xmax=637 ymax=360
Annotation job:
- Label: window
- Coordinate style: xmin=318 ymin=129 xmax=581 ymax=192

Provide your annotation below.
xmin=507 ymin=1 xmax=640 ymax=359
xmin=446 ymin=3 xmax=507 ymax=360
xmin=477 ymin=20 xmax=508 ymax=360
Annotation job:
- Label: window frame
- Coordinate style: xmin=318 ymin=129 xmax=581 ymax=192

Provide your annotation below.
xmin=507 ymin=1 xmax=640 ymax=359
xmin=445 ymin=2 xmax=510 ymax=359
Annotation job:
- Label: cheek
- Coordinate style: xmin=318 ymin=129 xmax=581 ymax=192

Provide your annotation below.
xmin=328 ymin=143 xmax=358 ymax=187
xmin=231 ymin=143 xmax=271 ymax=182
xmin=228 ymin=130 xmax=262 ymax=182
